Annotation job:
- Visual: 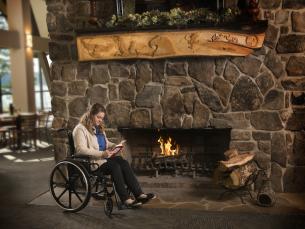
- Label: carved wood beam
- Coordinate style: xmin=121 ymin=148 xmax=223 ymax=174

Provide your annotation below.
xmin=76 ymin=28 xmax=265 ymax=61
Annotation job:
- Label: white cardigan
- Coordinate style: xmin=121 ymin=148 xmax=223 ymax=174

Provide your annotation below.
xmin=72 ymin=123 xmax=116 ymax=166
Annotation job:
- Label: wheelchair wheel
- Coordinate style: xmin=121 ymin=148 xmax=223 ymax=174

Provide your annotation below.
xmin=49 ymin=159 xmax=91 ymax=212
xmin=104 ymin=197 xmax=113 ymax=217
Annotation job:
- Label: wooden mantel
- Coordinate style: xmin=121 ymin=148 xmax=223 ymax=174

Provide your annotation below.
xmin=76 ymin=26 xmax=266 ymax=61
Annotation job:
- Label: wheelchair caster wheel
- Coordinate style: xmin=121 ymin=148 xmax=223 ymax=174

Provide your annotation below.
xmin=104 ymin=197 xmax=113 ymax=217
xmin=92 ymin=192 xmax=105 ymax=200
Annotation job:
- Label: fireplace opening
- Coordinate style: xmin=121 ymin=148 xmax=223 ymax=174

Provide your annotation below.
xmin=118 ymin=128 xmax=231 ymax=178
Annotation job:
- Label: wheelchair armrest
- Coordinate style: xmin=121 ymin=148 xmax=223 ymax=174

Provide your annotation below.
xmin=71 ymin=155 xmax=91 ymax=162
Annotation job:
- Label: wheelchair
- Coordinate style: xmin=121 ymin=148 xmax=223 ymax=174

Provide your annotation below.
xmin=49 ymin=129 xmax=124 ymax=217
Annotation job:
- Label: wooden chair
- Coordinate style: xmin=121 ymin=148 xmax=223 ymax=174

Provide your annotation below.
xmin=37 ymin=111 xmax=53 ymax=143
xmin=0 ymin=127 xmax=9 ymax=148
xmin=10 ymin=113 xmax=37 ymax=150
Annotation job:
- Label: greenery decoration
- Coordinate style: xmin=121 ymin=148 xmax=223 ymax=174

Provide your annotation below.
xmin=102 ymin=7 xmax=240 ymax=30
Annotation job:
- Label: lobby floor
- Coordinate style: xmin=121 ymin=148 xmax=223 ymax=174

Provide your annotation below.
xmin=0 ymin=145 xmax=305 ymax=229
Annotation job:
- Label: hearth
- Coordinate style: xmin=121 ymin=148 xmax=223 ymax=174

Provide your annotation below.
xmin=118 ymin=128 xmax=231 ymax=177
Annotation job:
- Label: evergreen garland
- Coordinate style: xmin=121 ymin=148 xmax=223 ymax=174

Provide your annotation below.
xmin=102 ymin=8 xmax=240 ymax=30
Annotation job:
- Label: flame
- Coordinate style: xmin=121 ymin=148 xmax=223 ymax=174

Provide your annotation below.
xmin=157 ymin=136 xmax=179 ymax=156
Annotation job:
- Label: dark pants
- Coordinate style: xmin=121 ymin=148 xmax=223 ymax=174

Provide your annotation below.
xmin=98 ymin=156 xmax=143 ymax=202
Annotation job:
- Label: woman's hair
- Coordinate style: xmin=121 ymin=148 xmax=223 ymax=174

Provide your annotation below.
xmin=80 ymin=103 xmax=106 ymax=134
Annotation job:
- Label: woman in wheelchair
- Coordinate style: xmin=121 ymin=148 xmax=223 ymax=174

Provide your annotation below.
xmin=73 ymin=103 xmax=156 ymax=207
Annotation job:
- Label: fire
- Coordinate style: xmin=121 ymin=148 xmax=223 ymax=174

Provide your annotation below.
xmin=157 ymin=136 xmax=179 ymax=156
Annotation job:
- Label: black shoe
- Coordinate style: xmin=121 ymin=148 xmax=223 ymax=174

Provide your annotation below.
xmin=124 ymin=200 xmax=142 ymax=208
xmin=137 ymin=193 xmax=156 ymax=204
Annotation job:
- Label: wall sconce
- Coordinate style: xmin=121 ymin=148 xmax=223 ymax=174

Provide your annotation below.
xmin=26 ymin=33 xmax=33 ymax=48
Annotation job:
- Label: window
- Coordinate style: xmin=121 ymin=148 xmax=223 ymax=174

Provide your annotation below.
xmin=34 ymin=57 xmax=51 ymax=111
xmin=0 ymin=15 xmax=12 ymax=113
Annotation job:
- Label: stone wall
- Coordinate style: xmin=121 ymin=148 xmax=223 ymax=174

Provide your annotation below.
xmin=46 ymin=0 xmax=305 ymax=192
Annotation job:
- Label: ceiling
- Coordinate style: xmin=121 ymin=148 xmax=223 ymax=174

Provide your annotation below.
xmin=0 ymin=0 xmax=48 ymax=38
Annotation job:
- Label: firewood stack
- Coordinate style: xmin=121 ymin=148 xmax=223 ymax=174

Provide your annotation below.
xmin=214 ymin=149 xmax=257 ymax=190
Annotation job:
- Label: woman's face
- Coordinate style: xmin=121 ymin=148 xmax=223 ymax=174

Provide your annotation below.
xmin=93 ymin=112 xmax=105 ymax=126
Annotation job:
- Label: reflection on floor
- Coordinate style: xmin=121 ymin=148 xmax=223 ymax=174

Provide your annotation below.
xmin=0 ymin=140 xmax=54 ymax=163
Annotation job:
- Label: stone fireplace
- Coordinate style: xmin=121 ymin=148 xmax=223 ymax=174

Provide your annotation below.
xmin=119 ymin=128 xmax=231 ymax=177
xmin=47 ymin=0 xmax=305 ymax=192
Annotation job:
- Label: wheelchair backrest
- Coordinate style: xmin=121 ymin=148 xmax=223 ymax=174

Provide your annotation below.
xmin=67 ymin=130 xmax=76 ymax=157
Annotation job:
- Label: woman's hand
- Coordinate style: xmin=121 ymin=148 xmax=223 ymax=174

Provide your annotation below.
xmin=105 ymin=150 xmax=116 ymax=158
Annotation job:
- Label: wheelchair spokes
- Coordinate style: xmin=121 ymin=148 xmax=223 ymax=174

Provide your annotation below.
xmin=49 ymin=160 xmax=91 ymax=212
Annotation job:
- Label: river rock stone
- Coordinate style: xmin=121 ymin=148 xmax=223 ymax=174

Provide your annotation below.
xmin=130 ymin=109 xmax=151 ymax=128
xmin=230 ymin=76 xmax=263 ymax=111
xmin=109 ymin=62 xmax=130 ymax=78
xmin=165 ymin=76 xmax=192 ymax=87
xmin=264 ymin=50 xmax=285 ymax=78
xmin=213 ymin=77 xmax=232 ymax=106
xmin=230 ymin=141 xmax=256 ymax=152
xmin=260 ymin=0 xmax=281 ymax=9
xmin=262 ymin=89 xmax=285 ymax=110
xmin=215 ymin=58 xmax=227 ymax=75
xmin=194 ymin=82 xmax=223 ymax=112
xmin=231 ymin=56 xmax=262 ymax=78
xmin=292 ymin=11 xmax=305 ymax=32
xmin=77 ymin=62 xmax=90 ymax=80
xmin=289 ymin=131 xmax=305 ymax=166
xmin=52 ymin=81 xmax=67 ymax=96
xmin=106 ymin=102 xmax=132 ymax=127
xmin=62 ymin=64 xmax=76 ymax=81
xmin=49 ymin=42 xmax=71 ymax=61
xmin=271 ymin=162 xmax=283 ymax=192
xmin=212 ymin=113 xmax=251 ymax=129
xmin=52 ymin=97 xmax=67 ymax=117
xmin=277 ymin=35 xmax=305 ymax=53
xmin=152 ymin=60 xmax=165 ymax=83
xmin=161 ymin=87 xmax=185 ymax=128
xmin=119 ymin=79 xmax=135 ymax=101
xmin=252 ymin=131 xmax=271 ymax=140
xmin=255 ymin=151 xmax=271 ymax=170
xmin=68 ymin=97 xmax=88 ymax=118
xmin=258 ymin=141 xmax=271 ymax=155
xmin=91 ymin=64 xmax=110 ymax=84
xmin=264 ymin=24 xmax=279 ymax=49
xmin=152 ymin=104 xmax=162 ymax=128
xmin=108 ymin=84 xmax=118 ymax=101
xmin=250 ymin=111 xmax=283 ymax=130
xmin=166 ymin=62 xmax=186 ymax=76
xmin=281 ymin=78 xmax=305 ymax=91
xmin=283 ymin=167 xmax=305 ymax=192
xmin=192 ymin=100 xmax=210 ymax=128
xmin=182 ymin=115 xmax=193 ymax=128
xmin=68 ymin=81 xmax=88 ymax=96
xmin=271 ymin=132 xmax=287 ymax=167
xmin=223 ymin=62 xmax=240 ymax=84
xmin=189 ymin=58 xmax=215 ymax=87
xmin=135 ymin=62 xmax=152 ymax=92
xmin=275 ymin=10 xmax=289 ymax=24
xmin=286 ymin=56 xmax=305 ymax=76
xmin=255 ymin=71 xmax=274 ymax=95
xmin=87 ymin=85 xmax=109 ymax=106
xmin=231 ymin=130 xmax=251 ymax=141
xmin=286 ymin=108 xmax=305 ymax=131
xmin=183 ymin=92 xmax=197 ymax=114
xmin=135 ymin=85 xmax=162 ymax=108
xmin=283 ymin=0 xmax=305 ymax=9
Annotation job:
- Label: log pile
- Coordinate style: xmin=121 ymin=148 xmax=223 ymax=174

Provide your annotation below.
xmin=214 ymin=149 xmax=257 ymax=189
